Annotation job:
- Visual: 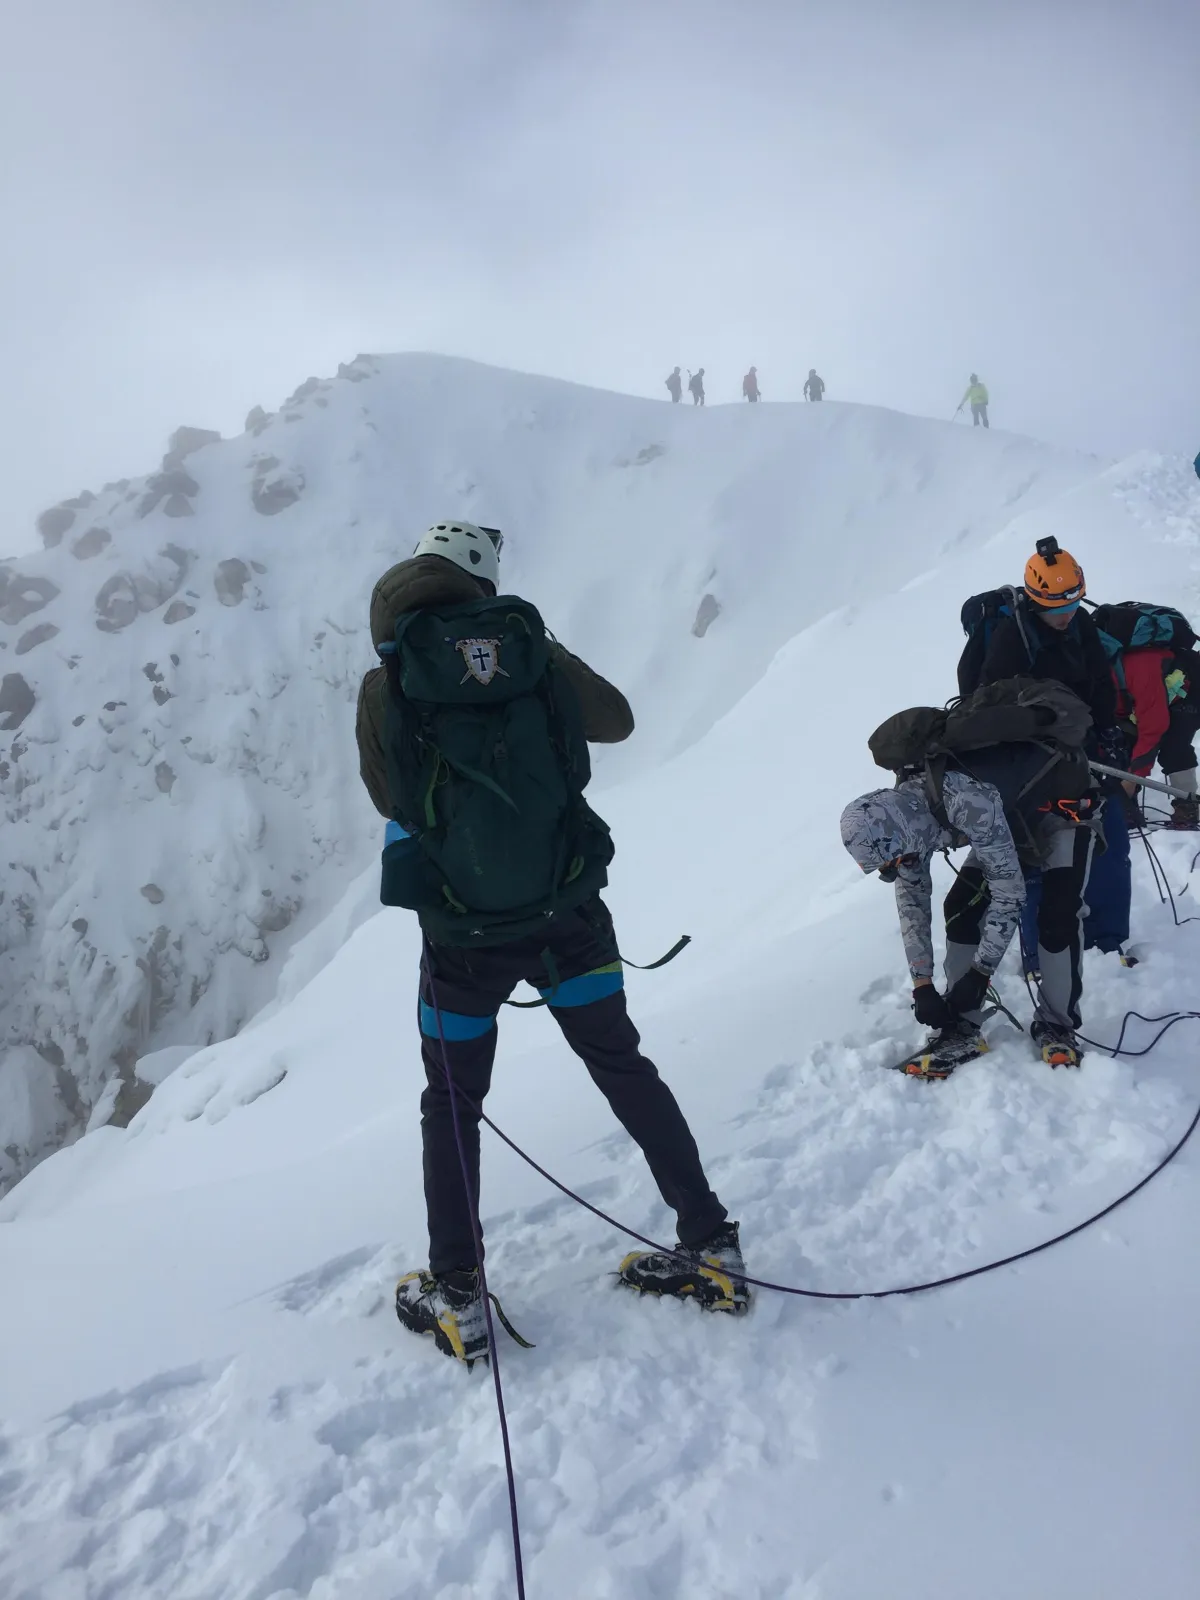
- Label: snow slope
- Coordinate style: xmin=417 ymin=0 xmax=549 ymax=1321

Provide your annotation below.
xmin=0 ymin=355 xmax=1101 ymax=1187
xmin=2 ymin=366 xmax=1199 ymax=1599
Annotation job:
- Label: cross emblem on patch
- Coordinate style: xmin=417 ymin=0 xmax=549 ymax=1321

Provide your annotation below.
xmin=457 ymin=637 xmax=509 ymax=686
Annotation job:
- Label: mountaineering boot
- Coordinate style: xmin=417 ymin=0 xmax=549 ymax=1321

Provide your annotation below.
xmin=893 ymin=1020 xmax=988 ymax=1080
xmin=1031 ymin=1019 xmax=1083 ymax=1069
xmin=395 ymin=1267 xmax=489 ymax=1365
xmin=618 ymin=1220 xmax=750 ymax=1313
xmin=1165 ymin=795 xmax=1200 ymax=831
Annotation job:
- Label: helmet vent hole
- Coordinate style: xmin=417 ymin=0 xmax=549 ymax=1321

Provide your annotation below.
xmin=469 ymin=550 xmax=481 ymax=565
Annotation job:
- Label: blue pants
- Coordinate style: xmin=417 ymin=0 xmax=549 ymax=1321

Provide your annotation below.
xmin=1021 ymin=797 xmax=1130 ymax=964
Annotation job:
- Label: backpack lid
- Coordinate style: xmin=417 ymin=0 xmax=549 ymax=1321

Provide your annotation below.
xmin=370 ymin=555 xmax=489 ymax=650
xmin=869 ymin=677 xmax=1091 ymax=777
xmin=944 ymin=676 xmax=1092 ymax=755
xmin=868 ymin=706 xmax=947 ymax=772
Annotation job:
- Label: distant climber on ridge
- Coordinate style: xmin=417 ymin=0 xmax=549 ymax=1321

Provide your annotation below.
xmin=742 ymin=366 xmax=761 ymax=402
xmin=355 ymin=518 xmax=748 ymax=1363
xmin=688 ymin=368 xmax=706 ymax=406
xmin=665 ymin=366 xmax=683 ymax=403
xmin=959 ymin=373 xmax=989 ymax=427
xmin=804 ymin=369 xmax=825 ymax=402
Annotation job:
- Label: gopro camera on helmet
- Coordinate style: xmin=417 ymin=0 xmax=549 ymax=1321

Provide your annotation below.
xmin=1035 ymin=536 xmax=1060 ymax=565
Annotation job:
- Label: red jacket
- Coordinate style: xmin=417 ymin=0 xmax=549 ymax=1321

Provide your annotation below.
xmin=742 ymin=372 xmax=759 ymax=399
xmin=1116 ymin=646 xmax=1173 ymax=775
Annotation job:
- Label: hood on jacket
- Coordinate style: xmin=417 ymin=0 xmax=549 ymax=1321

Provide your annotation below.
xmin=839 ymin=781 xmax=943 ymax=873
xmin=369 ymin=554 xmax=491 ymax=651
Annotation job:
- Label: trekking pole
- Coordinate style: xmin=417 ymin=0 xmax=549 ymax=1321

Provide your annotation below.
xmin=1089 ymin=761 xmax=1194 ymax=801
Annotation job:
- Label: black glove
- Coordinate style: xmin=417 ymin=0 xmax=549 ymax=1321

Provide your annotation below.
xmin=912 ymin=984 xmax=954 ymax=1029
xmin=945 ymin=966 xmax=991 ymax=1018
xmin=1120 ymin=783 xmax=1144 ymax=827
xmin=1097 ymin=725 xmax=1130 ymax=772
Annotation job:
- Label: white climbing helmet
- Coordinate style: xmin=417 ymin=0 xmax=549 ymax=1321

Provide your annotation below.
xmin=412 ymin=519 xmax=502 ymax=586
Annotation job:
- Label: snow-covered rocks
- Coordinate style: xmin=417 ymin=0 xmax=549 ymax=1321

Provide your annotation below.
xmin=0 ymin=570 xmax=59 ymax=626
xmin=0 ymin=671 xmax=36 ymax=729
xmin=163 ymin=425 xmax=221 ymax=470
xmin=249 ymin=455 xmax=305 ymax=515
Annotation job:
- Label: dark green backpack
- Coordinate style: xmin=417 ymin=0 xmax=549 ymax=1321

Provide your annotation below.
xmin=869 ymin=675 xmax=1094 ymax=829
xmin=378 ymin=594 xmax=614 ymax=945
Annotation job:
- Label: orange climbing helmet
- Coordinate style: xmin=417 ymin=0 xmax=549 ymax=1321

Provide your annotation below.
xmin=1024 ymin=537 xmax=1085 ymax=609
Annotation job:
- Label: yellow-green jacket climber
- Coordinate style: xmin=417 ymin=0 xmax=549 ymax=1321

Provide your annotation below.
xmin=959 ymin=374 xmax=990 ymax=428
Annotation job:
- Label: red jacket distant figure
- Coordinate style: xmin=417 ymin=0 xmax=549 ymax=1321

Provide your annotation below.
xmin=742 ymin=367 xmax=760 ymax=402
xmin=1113 ymin=644 xmax=1199 ymax=828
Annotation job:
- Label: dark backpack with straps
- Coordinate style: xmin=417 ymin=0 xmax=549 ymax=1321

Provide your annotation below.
xmin=1091 ymin=601 xmax=1197 ymax=656
xmin=378 ymin=594 xmax=614 ymax=945
xmin=1091 ymin=602 xmax=1197 ymax=702
xmin=869 ymin=677 xmax=1095 ymax=856
xmin=956 ymin=585 xmax=1039 ymax=696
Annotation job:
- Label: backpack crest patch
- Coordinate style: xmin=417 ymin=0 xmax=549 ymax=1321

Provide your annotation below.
xmin=456 ymin=637 xmax=509 ymax=686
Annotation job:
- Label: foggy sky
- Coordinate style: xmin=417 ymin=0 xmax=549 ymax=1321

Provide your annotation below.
xmin=3 ymin=0 xmax=1198 ymax=553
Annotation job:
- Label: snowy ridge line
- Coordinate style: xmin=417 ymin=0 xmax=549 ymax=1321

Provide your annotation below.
xmin=465 ymin=1026 xmax=1200 ymax=1301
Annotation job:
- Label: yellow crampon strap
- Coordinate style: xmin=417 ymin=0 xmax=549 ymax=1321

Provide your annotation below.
xmin=490 ymin=1293 xmax=535 ymax=1349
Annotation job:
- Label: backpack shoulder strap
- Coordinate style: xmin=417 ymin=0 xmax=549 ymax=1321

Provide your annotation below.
xmin=923 ymin=754 xmax=951 ymax=828
xmin=1007 ymin=590 xmax=1038 ymax=666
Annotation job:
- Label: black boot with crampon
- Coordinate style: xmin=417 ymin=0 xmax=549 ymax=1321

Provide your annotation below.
xmin=618 ymin=1220 xmax=751 ymax=1313
xmin=395 ymin=1268 xmax=490 ymax=1365
xmin=1165 ymin=794 xmax=1200 ymax=832
xmin=892 ymin=1020 xmax=989 ymax=1080
xmin=1031 ymin=1019 xmax=1084 ymax=1069
xmin=395 ymin=1268 xmax=534 ymax=1367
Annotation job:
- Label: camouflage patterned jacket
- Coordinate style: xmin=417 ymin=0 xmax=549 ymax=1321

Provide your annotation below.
xmin=892 ymin=770 xmax=1026 ymax=981
xmin=355 ymin=555 xmax=634 ymax=818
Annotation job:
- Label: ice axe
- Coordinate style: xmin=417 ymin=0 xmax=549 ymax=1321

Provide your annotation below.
xmin=1089 ymin=761 xmax=1194 ymax=801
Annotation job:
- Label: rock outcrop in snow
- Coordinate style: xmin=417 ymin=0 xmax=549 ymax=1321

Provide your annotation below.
xmin=0 ymin=356 xmax=1114 ymax=1189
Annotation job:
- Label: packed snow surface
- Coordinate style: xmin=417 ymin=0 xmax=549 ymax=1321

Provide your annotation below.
xmin=1 ymin=358 xmax=1198 ymax=1598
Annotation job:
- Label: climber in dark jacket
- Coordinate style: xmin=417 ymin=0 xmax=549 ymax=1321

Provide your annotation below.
xmin=355 ymin=522 xmax=745 ymax=1365
xmin=979 ymin=555 xmax=1116 ymax=732
xmin=979 ymin=541 xmax=1126 ymax=1010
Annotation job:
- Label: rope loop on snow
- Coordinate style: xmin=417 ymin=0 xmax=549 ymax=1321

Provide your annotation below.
xmin=417 ymin=826 xmax=1200 ymax=1597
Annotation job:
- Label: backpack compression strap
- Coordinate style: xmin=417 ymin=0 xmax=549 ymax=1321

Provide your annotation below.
xmin=503 ymin=936 xmax=692 ymax=1009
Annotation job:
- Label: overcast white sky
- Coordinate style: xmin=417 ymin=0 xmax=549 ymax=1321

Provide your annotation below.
xmin=3 ymin=0 xmax=1198 ymax=552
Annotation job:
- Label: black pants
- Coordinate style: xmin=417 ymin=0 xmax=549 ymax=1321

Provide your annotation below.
xmin=418 ymin=897 xmax=726 ymax=1274
xmin=1160 ymin=699 xmax=1200 ymax=775
xmin=972 ymin=402 xmax=990 ymax=428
